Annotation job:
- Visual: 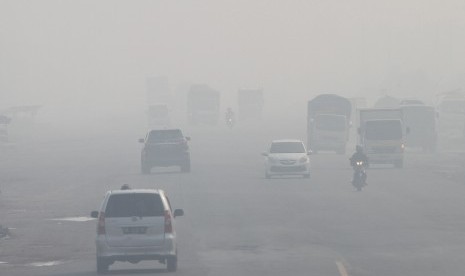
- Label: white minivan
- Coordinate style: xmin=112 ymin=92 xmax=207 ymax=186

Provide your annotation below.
xmin=91 ymin=189 xmax=184 ymax=273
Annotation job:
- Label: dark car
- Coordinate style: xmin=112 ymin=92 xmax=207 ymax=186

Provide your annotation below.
xmin=139 ymin=129 xmax=191 ymax=174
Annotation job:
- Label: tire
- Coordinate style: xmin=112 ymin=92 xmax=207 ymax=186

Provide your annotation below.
xmin=167 ymin=256 xmax=177 ymax=272
xmin=96 ymin=257 xmax=109 ymax=274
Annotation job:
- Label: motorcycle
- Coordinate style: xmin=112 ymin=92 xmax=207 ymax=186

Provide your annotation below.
xmin=226 ymin=116 xmax=235 ymax=128
xmin=352 ymin=160 xmax=367 ymax=191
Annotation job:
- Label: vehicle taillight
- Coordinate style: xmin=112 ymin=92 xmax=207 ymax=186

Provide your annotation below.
xmin=164 ymin=210 xmax=173 ymax=233
xmin=97 ymin=212 xmax=106 ymax=235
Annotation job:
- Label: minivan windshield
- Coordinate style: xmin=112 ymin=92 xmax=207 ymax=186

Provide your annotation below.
xmin=105 ymin=193 xmax=164 ymax=217
xmin=365 ymin=120 xmax=402 ymax=140
xmin=270 ymin=142 xmax=305 ymax=153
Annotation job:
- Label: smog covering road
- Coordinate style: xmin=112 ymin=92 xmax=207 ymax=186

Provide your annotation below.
xmin=2 ymin=1 xmax=465 ymax=276
xmin=1 ymin=119 xmax=465 ymax=276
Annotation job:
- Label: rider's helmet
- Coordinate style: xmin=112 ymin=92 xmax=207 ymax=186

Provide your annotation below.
xmin=356 ymin=145 xmax=363 ymax=153
xmin=121 ymin=184 xmax=131 ymax=190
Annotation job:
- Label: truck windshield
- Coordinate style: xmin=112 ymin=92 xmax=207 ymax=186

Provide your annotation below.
xmin=402 ymin=108 xmax=435 ymax=131
xmin=270 ymin=142 xmax=305 ymax=153
xmin=315 ymin=115 xmax=346 ymax=131
xmin=365 ymin=120 xmax=402 ymax=140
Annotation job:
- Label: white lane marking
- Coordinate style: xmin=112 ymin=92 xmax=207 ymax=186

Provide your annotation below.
xmin=336 ymin=261 xmax=349 ymax=276
xmin=49 ymin=216 xmax=95 ymax=222
xmin=0 ymin=261 xmax=8 ymax=264
xmin=28 ymin=260 xmax=64 ymax=267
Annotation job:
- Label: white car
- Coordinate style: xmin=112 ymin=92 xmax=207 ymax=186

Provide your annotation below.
xmin=262 ymin=139 xmax=311 ymax=178
xmin=91 ymin=188 xmax=184 ymax=273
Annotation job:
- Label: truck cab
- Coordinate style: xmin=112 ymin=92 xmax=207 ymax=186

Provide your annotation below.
xmin=307 ymin=94 xmax=351 ymax=154
xmin=358 ymin=108 xmax=406 ymax=168
xmin=187 ymin=84 xmax=220 ymax=125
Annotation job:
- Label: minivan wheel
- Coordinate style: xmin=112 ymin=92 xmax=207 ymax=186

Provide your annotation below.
xmin=166 ymin=256 xmax=177 ymax=272
xmin=96 ymin=257 xmax=109 ymax=274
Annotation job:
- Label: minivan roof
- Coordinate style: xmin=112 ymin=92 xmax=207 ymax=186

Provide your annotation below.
xmin=271 ymin=139 xmax=304 ymax=143
xmin=108 ymin=189 xmax=163 ymax=195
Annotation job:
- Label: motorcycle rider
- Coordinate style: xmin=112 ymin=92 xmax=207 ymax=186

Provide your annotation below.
xmin=225 ymin=107 xmax=235 ymax=126
xmin=350 ymin=145 xmax=369 ymax=184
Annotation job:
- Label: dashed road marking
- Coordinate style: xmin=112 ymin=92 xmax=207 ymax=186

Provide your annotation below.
xmin=336 ymin=261 xmax=349 ymax=276
xmin=49 ymin=216 xmax=95 ymax=222
xmin=28 ymin=260 xmax=64 ymax=267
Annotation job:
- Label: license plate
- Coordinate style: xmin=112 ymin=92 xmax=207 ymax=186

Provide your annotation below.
xmin=122 ymin=227 xmax=147 ymax=234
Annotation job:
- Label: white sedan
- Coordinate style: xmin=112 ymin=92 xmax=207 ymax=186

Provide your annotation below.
xmin=262 ymin=139 xmax=311 ymax=179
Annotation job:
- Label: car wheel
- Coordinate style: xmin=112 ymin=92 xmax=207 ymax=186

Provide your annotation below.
xmin=96 ymin=257 xmax=109 ymax=274
xmin=167 ymin=256 xmax=177 ymax=272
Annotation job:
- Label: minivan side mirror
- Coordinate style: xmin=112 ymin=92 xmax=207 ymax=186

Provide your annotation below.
xmin=138 ymin=138 xmax=145 ymax=143
xmin=90 ymin=211 xmax=99 ymax=218
xmin=261 ymin=152 xmax=268 ymax=156
xmin=185 ymin=136 xmax=191 ymax=141
xmin=307 ymin=150 xmax=313 ymax=155
xmin=173 ymin=209 xmax=184 ymax=218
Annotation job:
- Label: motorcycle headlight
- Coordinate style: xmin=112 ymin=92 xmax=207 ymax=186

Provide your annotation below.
xmin=299 ymin=156 xmax=309 ymax=163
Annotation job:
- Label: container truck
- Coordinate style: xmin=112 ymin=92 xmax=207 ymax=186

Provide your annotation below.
xmin=358 ymin=108 xmax=407 ymax=168
xmin=187 ymin=84 xmax=220 ymax=125
xmin=307 ymin=94 xmax=351 ymax=154
xmin=401 ymin=105 xmax=437 ymax=152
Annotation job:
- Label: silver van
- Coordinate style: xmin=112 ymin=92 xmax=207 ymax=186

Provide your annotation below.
xmin=91 ymin=189 xmax=184 ymax=273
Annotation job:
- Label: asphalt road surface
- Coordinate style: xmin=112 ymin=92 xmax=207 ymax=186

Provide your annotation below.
xmin=1 ymin=122 xmax=465 ymax=276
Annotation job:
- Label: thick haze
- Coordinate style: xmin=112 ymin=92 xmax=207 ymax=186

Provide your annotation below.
xmin=1 ymin=0 xmax=465 ymax=122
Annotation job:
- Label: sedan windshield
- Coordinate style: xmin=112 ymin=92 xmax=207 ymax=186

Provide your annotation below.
xmin=270 ymin=142 xmax=305 ymax=153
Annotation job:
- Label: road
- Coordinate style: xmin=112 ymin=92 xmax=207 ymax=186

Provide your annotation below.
xmin=1 ymin=121 xmax=465 ymax=276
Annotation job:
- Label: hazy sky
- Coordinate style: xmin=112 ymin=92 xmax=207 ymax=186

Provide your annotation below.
xmin=1 ymin=0 xmax=465 ymax=114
